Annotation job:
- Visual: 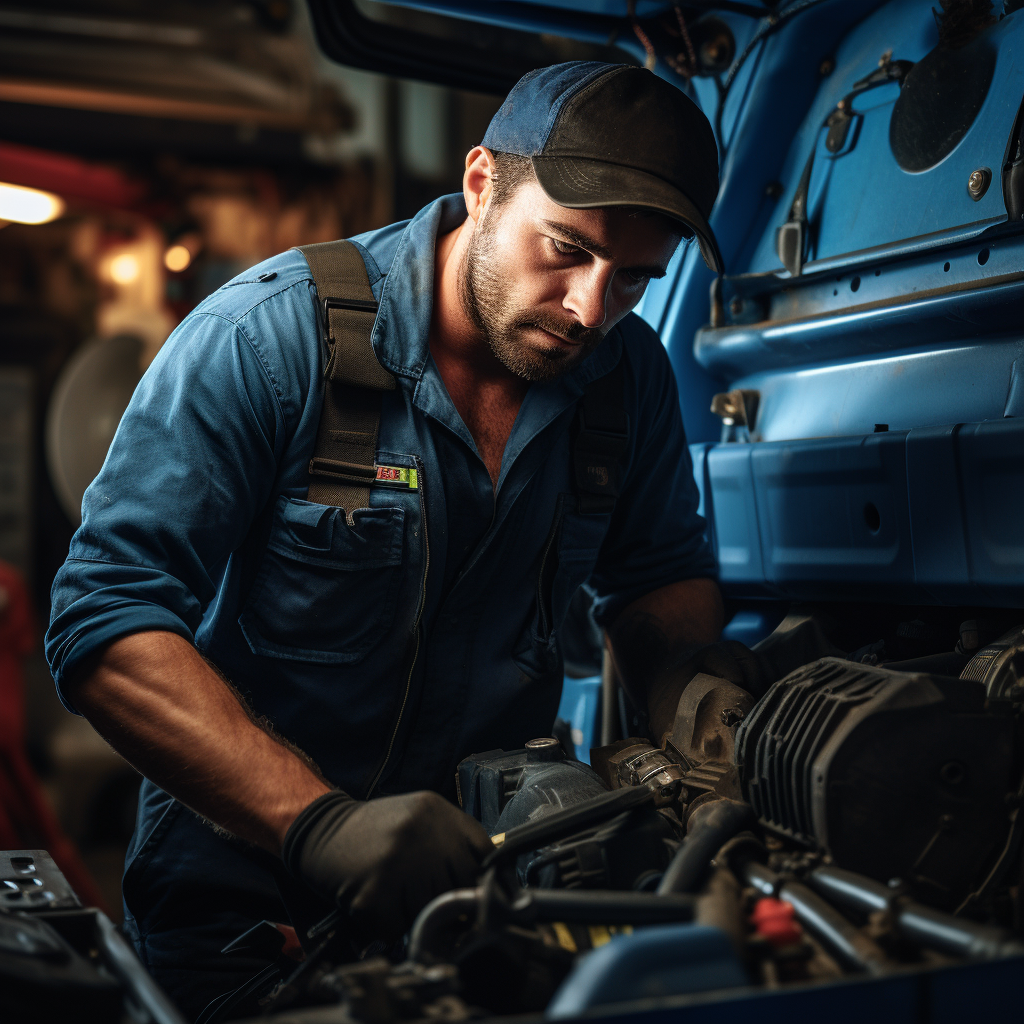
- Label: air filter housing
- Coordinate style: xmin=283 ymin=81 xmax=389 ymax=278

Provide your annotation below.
xmin=736 ymin=658 xmax=1014 ymax=908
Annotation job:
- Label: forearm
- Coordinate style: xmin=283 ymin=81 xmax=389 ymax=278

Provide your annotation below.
xmin=69 ymin=630 xmax=330 ymax=855
xmin=607 ymin=577 xmax=724 ymax=741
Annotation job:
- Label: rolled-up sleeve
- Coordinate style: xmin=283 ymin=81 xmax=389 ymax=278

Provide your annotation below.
xmin=46 ymin=310 xmax=287 ymax=711
xmin=589 ymin=318 xmax=717 ymax=628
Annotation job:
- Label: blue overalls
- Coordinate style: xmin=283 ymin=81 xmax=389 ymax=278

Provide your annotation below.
xmin=45 ymin=194 xmax=715 ymax=1016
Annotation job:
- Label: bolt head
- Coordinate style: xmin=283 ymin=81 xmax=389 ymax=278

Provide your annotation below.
xmin=967 ymin=168 xmax=991 ymax=200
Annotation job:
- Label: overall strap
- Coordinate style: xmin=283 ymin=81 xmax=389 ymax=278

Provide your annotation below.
xmin=296 ymin=240 xmax=395 ymax=524
xmin=572 ymin=359 xmax=629 ymax=515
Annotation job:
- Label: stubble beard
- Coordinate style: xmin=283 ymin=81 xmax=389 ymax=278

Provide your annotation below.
xmin=458 ymin=216 xmax=605 ymax=383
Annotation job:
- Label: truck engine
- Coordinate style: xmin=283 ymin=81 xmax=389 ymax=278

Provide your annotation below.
xmin=53 ymin=613 xmax=1013 ymax=1023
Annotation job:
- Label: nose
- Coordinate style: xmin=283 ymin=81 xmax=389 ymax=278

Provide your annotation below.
xmin=563 ymin=265 xmax=613 ymax=329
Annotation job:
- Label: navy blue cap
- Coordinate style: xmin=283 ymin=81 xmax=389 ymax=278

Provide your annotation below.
xmin=482 ymin=61 xmax=722 ymax=273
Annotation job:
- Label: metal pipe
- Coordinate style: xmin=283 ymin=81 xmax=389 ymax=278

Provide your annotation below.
xmin=408 ymin=888 xmax=481 ymax=962
xmin=657 ymin=799 xmax=755 ymax=895
xmin=809 ymin=865 xmax=1024 ymax=960
xmin=511 ymin=888 xmax=695 ymax=925
xmin=483 ymin=785 xmax=653 ymax=868
xmin=600 ymin=646 xmax=620 ymax=747
xmin=743 ymin=863 xmax=892 ymax=975
xmin=409 ymin=884 xmax=697 ymax=963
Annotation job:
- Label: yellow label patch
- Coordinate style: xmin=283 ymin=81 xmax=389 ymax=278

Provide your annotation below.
xmin=374 ymin=464 xmax=418 ymax=490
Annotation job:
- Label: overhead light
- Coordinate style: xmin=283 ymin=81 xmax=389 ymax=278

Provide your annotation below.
xmin=109 ymin=253 xmax=140 ymax=285
xmin=163 ymin=244 xmax=192 ymax=273
xmin=0 ymin=181 xmax=64 ymax=224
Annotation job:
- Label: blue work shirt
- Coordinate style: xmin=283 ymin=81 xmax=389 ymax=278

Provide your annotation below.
xmin=46 ymin=194 xmax=715 ymax=956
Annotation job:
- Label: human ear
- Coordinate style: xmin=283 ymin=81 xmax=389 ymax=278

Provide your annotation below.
xmin=463 ymin=146 xmax=496 ymax=225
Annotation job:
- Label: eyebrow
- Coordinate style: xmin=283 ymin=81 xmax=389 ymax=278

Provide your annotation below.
xmin=541 ymin=219 xmax=671 ymax=279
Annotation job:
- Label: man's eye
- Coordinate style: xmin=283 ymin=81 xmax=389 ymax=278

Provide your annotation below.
xmin=625 ymin=270 xmax=650 ymax=284
xmin=551 ymin=238 xmax=580 ymax=255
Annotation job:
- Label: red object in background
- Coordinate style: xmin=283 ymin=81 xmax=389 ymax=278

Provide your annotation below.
xmin=0 ymin=560 xmax=109 ymax=912
xmin=0 ymin=140 xmax=144 ymax=209
xmin=750 ymin=896 xmax=803 ymax=948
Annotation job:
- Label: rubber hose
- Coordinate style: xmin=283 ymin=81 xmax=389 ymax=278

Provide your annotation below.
xmin=657 ymin=799 xmax=756 ymax=895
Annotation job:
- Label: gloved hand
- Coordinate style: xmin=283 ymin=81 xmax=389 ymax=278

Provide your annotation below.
xmin=647 ymin=640 xmax=773 ymax=744
xmin=283 ymin=790 xmax=493 ymax=942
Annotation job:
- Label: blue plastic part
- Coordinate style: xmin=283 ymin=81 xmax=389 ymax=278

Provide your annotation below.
xmin=691 ymin=417 xmax=1024 ymax=605
xmin=557 ymin=674 xmax=601 ymax=763
xmin=545 ymin=924 xmax=747 ymax=1017
xmin=547 ymin=953 xmax=1024 ymax=1024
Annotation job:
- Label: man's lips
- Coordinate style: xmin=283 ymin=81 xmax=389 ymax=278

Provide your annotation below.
xmin=531 ymin=325 xmax=583 ymax=347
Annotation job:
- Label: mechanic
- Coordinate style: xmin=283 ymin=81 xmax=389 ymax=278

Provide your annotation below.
xmin=46 ymin=61 xmax=759 ymax=1019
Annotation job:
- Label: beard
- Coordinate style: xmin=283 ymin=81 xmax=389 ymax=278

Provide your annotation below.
xmin=458 ymin=216 xmax=606 ymax=382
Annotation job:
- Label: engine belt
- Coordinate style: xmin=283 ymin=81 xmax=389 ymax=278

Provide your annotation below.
xmin=296 ymin=240 xmax=395 ymax=525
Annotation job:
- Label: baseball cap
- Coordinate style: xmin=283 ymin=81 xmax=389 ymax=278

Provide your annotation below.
xmin=482 ymin=61 xmax=723 ymax=273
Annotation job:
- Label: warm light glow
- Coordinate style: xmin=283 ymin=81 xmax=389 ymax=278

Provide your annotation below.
xmin=163 ymin=244 xmax=192 ymax=273
xmin=0 ymin=181 xmax=65 ymax=224
xmin=109 ymin=253 xmax=140 ymax=285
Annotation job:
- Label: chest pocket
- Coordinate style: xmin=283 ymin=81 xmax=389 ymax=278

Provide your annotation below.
xmin=239 ymin=495 xmax=411 ymax=664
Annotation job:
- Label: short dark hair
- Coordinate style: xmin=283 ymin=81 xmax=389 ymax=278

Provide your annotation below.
xmin=488 ymin=150 xmax=536 ymax=208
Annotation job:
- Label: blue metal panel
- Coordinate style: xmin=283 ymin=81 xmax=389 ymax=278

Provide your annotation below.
xmin=697 ymin=418 xmax=1024 ymax=605
xmin=747 ymin=2 xmax=1024 ymax=271
xmin=905 ymin=424 xmax=970 ymax=603
xmin=706 ymin=443 xmax=767 ymax=591
xmin=959 ymin=419 xmax=1024 ymax=593
xmin=731 ymin=337 xmax=1024 ymax=444
xmin=635 ymin=0 xmax=890 ymax=443
xmin=751 ymin=432 xmax=913 ymax=596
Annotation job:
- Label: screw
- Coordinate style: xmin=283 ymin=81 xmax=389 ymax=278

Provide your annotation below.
xmin=967 ymin=168 xmax=991 ymax=201
xmin=721 ymin=706 xmax=745 ymax=727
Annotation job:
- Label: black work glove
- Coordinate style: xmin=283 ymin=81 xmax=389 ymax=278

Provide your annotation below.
xmin=283 ymin=790 xmax=493 ymax=943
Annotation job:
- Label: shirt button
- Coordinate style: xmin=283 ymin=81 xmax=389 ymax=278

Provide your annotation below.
xmin=257 ymin=271 xmax=277 ymax=282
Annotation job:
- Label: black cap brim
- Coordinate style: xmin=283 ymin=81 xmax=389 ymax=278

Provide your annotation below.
xmin=532 ymin=154 xmax=723 ymax=274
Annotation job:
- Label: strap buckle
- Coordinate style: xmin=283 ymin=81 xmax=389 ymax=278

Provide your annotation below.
xmin=322 ymin=296 xmax=378 ymax=343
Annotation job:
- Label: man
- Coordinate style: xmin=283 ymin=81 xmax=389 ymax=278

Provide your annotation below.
xmin=46 ymin=62 xmax=734 ymax=1018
